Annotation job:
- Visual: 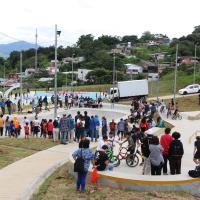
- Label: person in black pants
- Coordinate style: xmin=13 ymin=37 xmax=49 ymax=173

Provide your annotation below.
xmin=168 ymin=132 xmax=184 ymax=175
xmin=149 ymin=136 xmax=164 ymax=175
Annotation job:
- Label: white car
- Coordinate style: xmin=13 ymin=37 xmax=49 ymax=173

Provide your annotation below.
xmin=178 ymin=84 xmax=200 ymax=95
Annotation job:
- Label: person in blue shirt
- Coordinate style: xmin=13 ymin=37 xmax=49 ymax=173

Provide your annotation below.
xmin=101 ymin=116 xmax=107 ymax=136
xmin=67 ymin=114 xmax=75 ymax=142
xmin=94 ymin=115 xmax=100 ymax=140
xmin=0 ymin=99 xmax=5 ymax=116
xmin=72 ymin=139 xmax=95 ymax=192
xmin=90 ymin=116 xmax=96 ymax=142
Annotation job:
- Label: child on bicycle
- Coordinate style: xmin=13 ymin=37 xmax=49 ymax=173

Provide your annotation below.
xmin=120 ymin=132 xmax=137 ymax=155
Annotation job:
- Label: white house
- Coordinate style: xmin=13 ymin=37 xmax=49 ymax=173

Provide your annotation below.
xmin=24 ymin=68 xmax=35 ymax=77
xmin=124 ymin=64 xmax=143 ymax=75
xmin=78 ymin=69 xmax=92 ymax=81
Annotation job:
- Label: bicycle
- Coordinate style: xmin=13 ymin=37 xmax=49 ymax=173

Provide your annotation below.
xmin=117 ymin=145 xmax=139 ymax=167
xmin=126 ymin=147 xmax=140 ymax=167
xmin=117 ymin=145 xmax=129 ymax=160
xmin=172 ymin=112 xmax=182 ymax=120
xmin=95 ymin=148 xmax=120 ymax=167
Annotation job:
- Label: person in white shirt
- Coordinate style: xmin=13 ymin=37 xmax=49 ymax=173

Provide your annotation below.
xmin=97 ymin=135 xmax=108 ymax=151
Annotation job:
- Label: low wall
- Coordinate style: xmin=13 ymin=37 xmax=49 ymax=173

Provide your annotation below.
xmin=67 ymin=158 xmax=200 ymax=197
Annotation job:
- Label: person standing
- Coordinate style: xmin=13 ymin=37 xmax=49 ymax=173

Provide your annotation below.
xmin=33 ymin=117 xmax=40 ymax=137
xmin=168 ymin=132 xmax=184 ymax=175
xmin=109 ymin=119 xmax=116 ymax=136
xmin=90 ymin=116 xmax=96 ymax=142
xmin=84 ymin=111 xmax=90 ymax=137
xmin=43 ymin=96 xmax=49 ymax=110
xmin=101 ymin=116 xmax=107 ymax=136
xmin=60 ymin=114 xmax=68 ymax=144
xmin=141 ymin=129 xmax=154 ymax=175
xmin=5 ymin=116 xmax=10 ymax=136
xmin=72 ymin=139 xmax=95 ymax=192
xmin=47 ymin=119 xmax=53 ymax=139
xmin=94 ymin=115 xmax=100 ymax=139
xmin=149 ymin=136 xmax=164 ymax=175
xmin=24 ymin=122 xmax=30 ymax=139
xmin=65 ymin=94 xmax=68 ymax=108
xmin=13 ymin=116 xmax=20 ymax=137
xmin=117 ymin=118 xmax=125 ymax=140
xmin=193 ymin=136 xmax=200 ymax=165
xmin=1 ymin=99 xmax=5 ymax=116
xmin=53 ymin=117 xmax=59 ymax=142
xmin=6 ymin=99 xmax=12 ymax=115
xmin=160 ymin=128 xmax=173 ymax=175
xmin=0 ymin=114 xmax=4 ymax=136
xmin=67 ymin=114 xmax=75 ymax=143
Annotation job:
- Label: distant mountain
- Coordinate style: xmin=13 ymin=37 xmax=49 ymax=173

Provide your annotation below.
xmin=0 ymin=41 xmax=35 ymax=58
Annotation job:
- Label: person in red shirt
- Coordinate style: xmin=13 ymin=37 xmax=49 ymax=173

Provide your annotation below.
xmin=139 ymin=117 xmax=149 ymax=133
xmin=160 ymin=128 xmax=173 ymax=175
xmin=47 ymin=119 xmax=53 ymax=139
xmin=24 ymin=122 xmax=30 ymax=139
xmin=109 ymin=119 xmax=116 ymax=136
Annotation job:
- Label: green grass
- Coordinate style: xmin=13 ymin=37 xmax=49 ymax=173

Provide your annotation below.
xmin=0 ymin=145 xmax=36 ymax=169
xmin=149 ymin=70 xmax=200 ymax=97
xmin=31 ymin=164 xmax=197 ymax=200
xmin=0 ymin=138 xmax=59 ymax=169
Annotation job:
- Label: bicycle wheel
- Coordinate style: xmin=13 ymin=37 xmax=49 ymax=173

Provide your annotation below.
xmin=110 ymin=155 xmax=120 ymax=167
xmin=126 ymin=154 xmax=139 ymax=167
xmin=172 ymin=115 xmax=176 ymax=120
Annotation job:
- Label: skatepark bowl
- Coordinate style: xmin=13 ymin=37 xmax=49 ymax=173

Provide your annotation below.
xmin=67 ymin=104 xmax=200 ymax=197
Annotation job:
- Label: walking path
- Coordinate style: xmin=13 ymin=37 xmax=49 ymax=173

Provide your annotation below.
xmin=0 ymin=144 xmax=75 ymax=200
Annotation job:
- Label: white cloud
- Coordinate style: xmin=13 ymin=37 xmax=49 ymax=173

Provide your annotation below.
xmin=0 ymin=0 xmax=199 ymax=45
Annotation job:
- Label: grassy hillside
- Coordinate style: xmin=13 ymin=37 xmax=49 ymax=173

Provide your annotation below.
xmin=149 ymin=70 xmax=200 ymax=97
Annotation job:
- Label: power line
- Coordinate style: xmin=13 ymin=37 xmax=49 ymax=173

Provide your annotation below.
xmin=0 ymin=31 xmax=75 ymax=47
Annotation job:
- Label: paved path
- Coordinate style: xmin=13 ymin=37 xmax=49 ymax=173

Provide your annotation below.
xmin=148 ymin=93 xmax=199 ymax=101
xmin=0 ymin=144 xmax=76 ymax=200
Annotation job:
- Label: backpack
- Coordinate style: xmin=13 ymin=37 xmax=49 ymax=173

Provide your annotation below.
xmin=74 ymin=150 xmax=85 ymax=173
xmin=170 ymin=141 xmax=183 ymax=156
xmin=188 ymin=170 xmax=200 ymax=178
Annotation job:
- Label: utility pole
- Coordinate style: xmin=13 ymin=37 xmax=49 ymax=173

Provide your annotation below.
xmin=113 ymin=52 xmax=116 ymax=85
xmin=112 ymin=51 xmax=116 ymax=108
xmin=173 ymin=44 xmax=178 ymax=105
xmin=20 ymin=52 xmax=23 ymax=113
xmin=71 ymin=54 xmax=74 ymax=94
xmin=193 ymin=44 xmax=197 ymax=84
xmin=54 ymin=24 xmax=58 ymax=119
xmin=35 ymin=29 xmax=38 ymax=70
xmin=156 ymin=54 xmax=159 ymax=100
xmin=3 ymin=64 xmax=5 ymax=96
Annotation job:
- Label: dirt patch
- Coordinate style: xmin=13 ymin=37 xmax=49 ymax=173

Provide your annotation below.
xmin=32 ymin=164 xmax=200 ymax=200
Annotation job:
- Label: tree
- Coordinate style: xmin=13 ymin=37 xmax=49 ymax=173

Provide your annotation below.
xmin=193 ymin=25 xmax=200 ymax=34
xmin=97 ymin=35 xmax=120 ymax=48
xmin=77 ymin=34 xmax=95 ymax=59
xmin=122 ymin=35 xmax=138 ymax=44
xmin=140 ymin=31 xmax=155 ymax=42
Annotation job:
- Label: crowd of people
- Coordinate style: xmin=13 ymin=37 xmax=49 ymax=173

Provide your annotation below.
xmin=71 ymin=98 xmax=192 ymax=192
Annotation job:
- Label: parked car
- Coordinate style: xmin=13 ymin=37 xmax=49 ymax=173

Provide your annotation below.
xmin=178 ymin=84 xmax=200 ymax=95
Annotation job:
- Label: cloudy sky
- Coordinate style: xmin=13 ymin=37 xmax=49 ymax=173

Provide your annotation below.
xmin=0 ymin=0 xmax=199 ymax=46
